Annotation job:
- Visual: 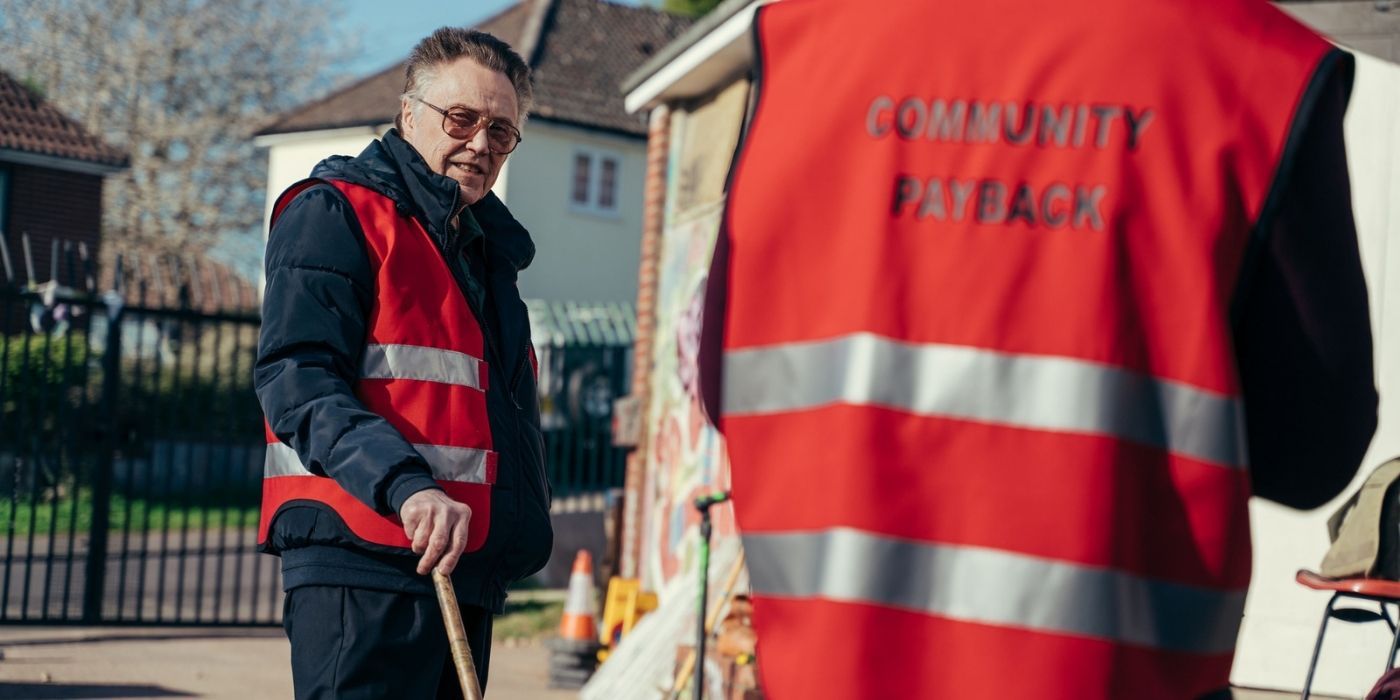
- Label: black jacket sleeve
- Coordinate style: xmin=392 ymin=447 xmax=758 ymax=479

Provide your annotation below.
xmin=254 ymin=184 xmax=441 ymax=516
xmin=1235 ymin=51 xmax=1378 ymax=510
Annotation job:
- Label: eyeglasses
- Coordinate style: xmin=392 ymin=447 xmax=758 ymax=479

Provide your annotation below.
xmin=417 ymin=99 xmax=522 ymax=154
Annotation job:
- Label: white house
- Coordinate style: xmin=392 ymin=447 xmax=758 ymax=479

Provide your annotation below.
xmin=253 ymin=0 xmax=692 ymax=304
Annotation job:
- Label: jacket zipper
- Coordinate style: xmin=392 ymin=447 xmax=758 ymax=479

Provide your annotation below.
xmin=508 ymin=344 xmax=530 ymax=398
xmin=438 ymin=200 xmax=517 ymax=409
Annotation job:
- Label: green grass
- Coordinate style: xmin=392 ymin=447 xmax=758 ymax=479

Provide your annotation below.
xmin=0 ymin=489 xmax=260 ymax=536
xmin=496 ymin=591 xmax=566 ymax=643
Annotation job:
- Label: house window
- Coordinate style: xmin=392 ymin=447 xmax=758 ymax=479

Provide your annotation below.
xmin=572 ymin=153 xmax=591 ymax=205
xmin=599 ymin=158 xmax=617 ymax=210
xmin=569 ymin=148 xmax=620 ymax=215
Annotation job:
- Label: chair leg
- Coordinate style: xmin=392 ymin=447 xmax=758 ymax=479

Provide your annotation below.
xmin=1388 ymin=601 xmax=1400 ymax=670
xmin=1302 ymin=593 xmax=1340 ymax=700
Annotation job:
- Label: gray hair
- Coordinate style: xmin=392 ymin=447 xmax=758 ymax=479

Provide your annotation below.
xmin=396 ymin=27 xmax=533 ymax=131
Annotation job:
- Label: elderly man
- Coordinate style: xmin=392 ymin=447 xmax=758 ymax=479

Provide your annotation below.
xmin=255 ymin=28 xmax=551 ymax=698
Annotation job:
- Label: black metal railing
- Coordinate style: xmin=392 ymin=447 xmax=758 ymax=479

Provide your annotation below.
xmin=1 ymin=284 xmax=275 ymax=625
xmin=530 ymin=301 xmax=635 ymax=500
xmin=0 ymin=236 xmax=636 ymax=626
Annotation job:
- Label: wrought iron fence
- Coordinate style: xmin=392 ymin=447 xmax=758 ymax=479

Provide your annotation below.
xmin=529 ymin=301 xmax=635 ymax=500
xmin=1 ymin=282 xmax=274 ymax=625
xmin=0 ymin=236 xmax=636 ymax=626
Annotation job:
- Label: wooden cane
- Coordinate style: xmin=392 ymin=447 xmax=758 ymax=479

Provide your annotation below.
xmin=433 ymin=569 xmax=485 ymax=700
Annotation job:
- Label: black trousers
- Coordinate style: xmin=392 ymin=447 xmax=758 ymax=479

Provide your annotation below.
xmin=283 ymin=585 xmax=493 ymax=699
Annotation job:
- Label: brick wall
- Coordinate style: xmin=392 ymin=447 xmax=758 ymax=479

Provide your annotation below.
xmin=2 ymin=163 xmax=104 ymax=289
xmin=620 ymin=104 xmax=670 ymax=579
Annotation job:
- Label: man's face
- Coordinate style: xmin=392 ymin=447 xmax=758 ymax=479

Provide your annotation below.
xmin=400 ymin=57 xmax=519 ymax=206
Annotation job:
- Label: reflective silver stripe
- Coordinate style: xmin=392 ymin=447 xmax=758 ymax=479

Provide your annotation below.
xmin=265 ymin=441 xmax=491 ymax=484
xmin=265 ymin=441 xmax=309 ymax=478
xmin=722 ymin=333 xmax=1244 ymax=467
xmin=361 ymin=343 xmax=484 ymax=390
xmin=742 ymin=528 xmax=1246 ymax=654
xmin=411 ymin=444 xmax=492 ymax=484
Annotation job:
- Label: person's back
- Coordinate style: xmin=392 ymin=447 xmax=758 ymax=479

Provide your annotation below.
xmin=700 ymin=0 xmax=1377 ymax=697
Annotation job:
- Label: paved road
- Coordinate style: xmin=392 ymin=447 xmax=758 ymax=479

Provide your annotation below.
xmin=0 ymin=626 xmax=577 ymax=699
xmin=0 ymin=625 xmax=1359 ymax=699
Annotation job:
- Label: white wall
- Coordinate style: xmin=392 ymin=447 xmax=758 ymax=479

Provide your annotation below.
xmin=258 ymin=127 xmax=385 ymax=239
xmin=1232 ymin=50 xmax=1400 ymax=698
xmin=501 ymin=119 xmax=646 ymax=303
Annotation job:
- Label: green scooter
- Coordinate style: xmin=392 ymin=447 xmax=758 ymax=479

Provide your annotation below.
xmin=691 ymin=490 xmax=731 ymax=700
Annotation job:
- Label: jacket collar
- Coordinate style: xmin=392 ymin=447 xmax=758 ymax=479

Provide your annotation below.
xmin=380 ymin=130 xmax=463 ymax=242
xmin=310 ymin=130 xmax=535 ymax=273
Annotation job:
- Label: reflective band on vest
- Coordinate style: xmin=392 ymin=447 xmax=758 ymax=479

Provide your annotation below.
xmin=264 ymin=441 xmax=496 ymax=485
xmin=743 ymin=527 xmax=1246 ymax=654
xmin=723 ymin=332 xmax=1245 ymax=468
xmin=361 ymin=343 xmax=486 ymax=390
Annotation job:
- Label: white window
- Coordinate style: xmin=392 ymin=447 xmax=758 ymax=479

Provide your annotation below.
xmin=569 ymin=148 xmax=620 ymax=215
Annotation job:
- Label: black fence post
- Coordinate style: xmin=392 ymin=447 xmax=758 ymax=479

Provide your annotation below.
xmin=82 ymin=295 xmax=122 ymax=623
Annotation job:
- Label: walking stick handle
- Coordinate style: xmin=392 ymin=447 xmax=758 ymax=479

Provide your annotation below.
xmin=434 ymin=569 xmax=485 ymax=700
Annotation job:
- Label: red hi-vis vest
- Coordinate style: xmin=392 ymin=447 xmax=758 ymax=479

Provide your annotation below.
xmin=258 ymin=179 xmax=496 ymax=553
xmin=715 ymin=1 xmax=1336 ymax=698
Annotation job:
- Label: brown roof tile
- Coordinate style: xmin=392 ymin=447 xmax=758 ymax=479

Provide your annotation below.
xmin=529 ymin=0 xmax=694 ymax=134
xmin=0 ymin=70 xmax=127 ymax=168
xmin=258 ymin=0 xmax=692 ymax=138
xmin=102 ymin=252 xmax=262 ymax=313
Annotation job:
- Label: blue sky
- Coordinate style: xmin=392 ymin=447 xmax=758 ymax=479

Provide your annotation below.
xmin=339 ymin=0 xmax=646 ymax=77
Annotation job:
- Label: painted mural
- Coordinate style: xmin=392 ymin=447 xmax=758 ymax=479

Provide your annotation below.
xmin=638 ymin=203 xmax=735 ymax=593
xmin=637 ymin=79 xmax=751 ymax=595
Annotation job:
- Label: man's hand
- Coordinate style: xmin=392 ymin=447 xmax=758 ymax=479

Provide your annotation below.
xmin=400 ymin=489 xmax=472 ymax=576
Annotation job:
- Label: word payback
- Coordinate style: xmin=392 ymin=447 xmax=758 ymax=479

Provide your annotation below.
xmin=867 ymin=96 xmax=1155 ymax=231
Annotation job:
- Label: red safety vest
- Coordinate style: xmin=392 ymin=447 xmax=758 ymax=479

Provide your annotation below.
xmin=258 ymin=179 xmax=496 ymax=553
xmin=715 ymin=0 xmax=1335 ymax=697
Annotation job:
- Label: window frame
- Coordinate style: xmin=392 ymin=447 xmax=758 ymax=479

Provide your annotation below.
xmin=568 ymin=147 xmax=621 ymax=217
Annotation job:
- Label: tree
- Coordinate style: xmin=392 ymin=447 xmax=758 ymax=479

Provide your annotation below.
xmin=0 ymin=0 xmax=354 ymax=274
xmin=662 ymin=0 xmax=725 ymax=19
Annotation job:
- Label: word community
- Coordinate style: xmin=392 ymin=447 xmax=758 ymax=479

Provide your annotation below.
xmin=867 ymin=96 xmax=1154 ymax=150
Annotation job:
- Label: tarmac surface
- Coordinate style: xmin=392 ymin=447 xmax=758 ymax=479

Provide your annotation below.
xmin=0 ymin=625 xmax=578 ymax=699
xmin=0 ymin=625 xmax=1357 ymax=699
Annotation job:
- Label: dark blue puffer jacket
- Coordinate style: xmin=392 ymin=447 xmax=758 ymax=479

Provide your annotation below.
xmin=255 ymin=130 xmax=552 ymax=613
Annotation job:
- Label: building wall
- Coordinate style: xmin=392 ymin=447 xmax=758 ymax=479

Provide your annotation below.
xmin=259 ymin=128 xmax=384 ymax=239
xmin=502 ymin=120 xmax=646 ymax=303
xmin=3 ymin=163 xmax=103 ymax=288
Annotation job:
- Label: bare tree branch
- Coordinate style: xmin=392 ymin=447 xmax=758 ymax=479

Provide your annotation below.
xmin=0 ymin=0 xmax=358 ymax=271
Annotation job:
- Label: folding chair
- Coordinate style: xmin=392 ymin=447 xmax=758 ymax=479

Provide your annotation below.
xmin=1296 ymin=569 xmax=1400 ymax=699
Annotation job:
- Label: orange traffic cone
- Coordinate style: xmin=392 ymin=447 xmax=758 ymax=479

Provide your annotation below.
xmin=557 ymin=549 xmax=597 ymax=641
xmin=550 ymin=550 xmax=602 ymax=689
